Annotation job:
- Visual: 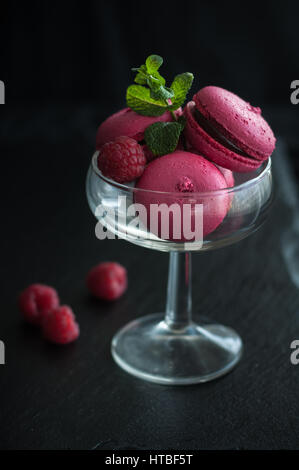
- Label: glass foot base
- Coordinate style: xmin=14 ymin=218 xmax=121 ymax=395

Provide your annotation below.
xmin=111 ymin=313 xmax=243 ymax=385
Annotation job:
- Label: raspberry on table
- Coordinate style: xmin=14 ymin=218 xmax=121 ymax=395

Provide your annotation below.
xmin=86 ymin=262 xmax=128 ymax=301
xmin=42 ymin=305 xmax=80 ymax=344
xmin=18 ymin=284 xmax=60 ymax=325
xmin=97 ymin=136 xmax=146 ymax=183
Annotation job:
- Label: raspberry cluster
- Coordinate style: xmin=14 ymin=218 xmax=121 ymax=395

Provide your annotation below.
xmin=19 ymin=284 xmax=79 ymax=344
xmin=18 ymin=263 xmax=128 ymax=345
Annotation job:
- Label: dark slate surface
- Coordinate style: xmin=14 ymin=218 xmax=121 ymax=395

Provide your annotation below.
xmin=0 ymin=107 xmax=299 ymax=450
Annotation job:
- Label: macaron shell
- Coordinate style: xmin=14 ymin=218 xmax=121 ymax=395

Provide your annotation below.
xmin=194 ymin=86 xmax=276 ymax=160
xmin=216 ymin=165 xmax=234 ymax=188
xmin=135 ymin=151 xmax=229 ymax=240
xmin=184 ymin=101 xmax=261 ymax=172
xmin=96 ymin=108 xmax=181 ymax=149
xmin=185 ymin=145 xmax=235 ymax=188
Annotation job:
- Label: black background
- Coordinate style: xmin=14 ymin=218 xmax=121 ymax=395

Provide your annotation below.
xmin=1 ymin=0 xmax=299 ymax=451
xmin=1 ymin=0 xmax=299 ymax=168
xmin=1 ymin=0 xmax=299 ymax=107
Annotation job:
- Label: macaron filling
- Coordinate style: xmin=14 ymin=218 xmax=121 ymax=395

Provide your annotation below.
xmin=193 ymin=108 xmax=260 ymax=162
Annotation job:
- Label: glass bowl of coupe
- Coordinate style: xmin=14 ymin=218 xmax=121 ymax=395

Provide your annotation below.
xmin=86 ymin=151 xmax=273 ymax=385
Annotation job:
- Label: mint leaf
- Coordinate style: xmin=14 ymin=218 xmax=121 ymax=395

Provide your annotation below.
xmin=133 ymin=64 xmax=148 ymax=85
xmin=149 ymin=85 xmax=174 ymax=102
xmin=146 ymin=55 xmax=163 ymax=73
xmin=150 ymin=70 xmax=165 ymax=85
xmin=145 ymin=122 xmax=183 ymax=156
xmin=169 ymin=72 xmax=194 ymax=109
xmin=126 ymin=85 xmax=168 ymax=116
xmin=147 ymin=76 xmax=174 ymax=101
xmin=132 ymin=55 xmax=165 ymax=86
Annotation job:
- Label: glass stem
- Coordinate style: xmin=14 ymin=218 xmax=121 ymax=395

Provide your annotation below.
xmin=165 ymin=252 xmax=192 ymax=330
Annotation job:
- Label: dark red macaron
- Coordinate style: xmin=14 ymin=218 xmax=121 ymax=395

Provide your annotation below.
xmin=184 ymin=86 xmax=276 ymax=172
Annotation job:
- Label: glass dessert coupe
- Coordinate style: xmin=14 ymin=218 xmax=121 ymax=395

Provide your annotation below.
xmin=86 ymin=152 xmax=273 ymax=385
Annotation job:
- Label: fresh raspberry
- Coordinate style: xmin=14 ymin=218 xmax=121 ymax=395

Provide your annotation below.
xmin=97 ymin=136 xmax=146 ymax=183
xmin=42 ymin=305 xmax=80 ymax=344
xmin=18 ymin=284 xmax=60 ymax=325
xmin=86 ymin=262 xmax=127 ymax=301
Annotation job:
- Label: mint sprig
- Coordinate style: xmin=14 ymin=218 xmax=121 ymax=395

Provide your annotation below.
xmin=145 ymin=118 xmax=186 ymax=157
xmin=146 ymin=76 xmax=174 ymax=102
xmin=126 ymin=54 xmax=194 ymax=117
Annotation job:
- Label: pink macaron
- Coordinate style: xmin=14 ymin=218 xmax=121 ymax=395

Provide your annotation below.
xmin=185 ymin=146 xmax=234 ymax=188
xmin=96 ymin=107 xmax=182 ymax=149
xmin=184 ymin=86 xmax=276 ymax=172
xmin=135 ymin=151 xmax=230 ymax=241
